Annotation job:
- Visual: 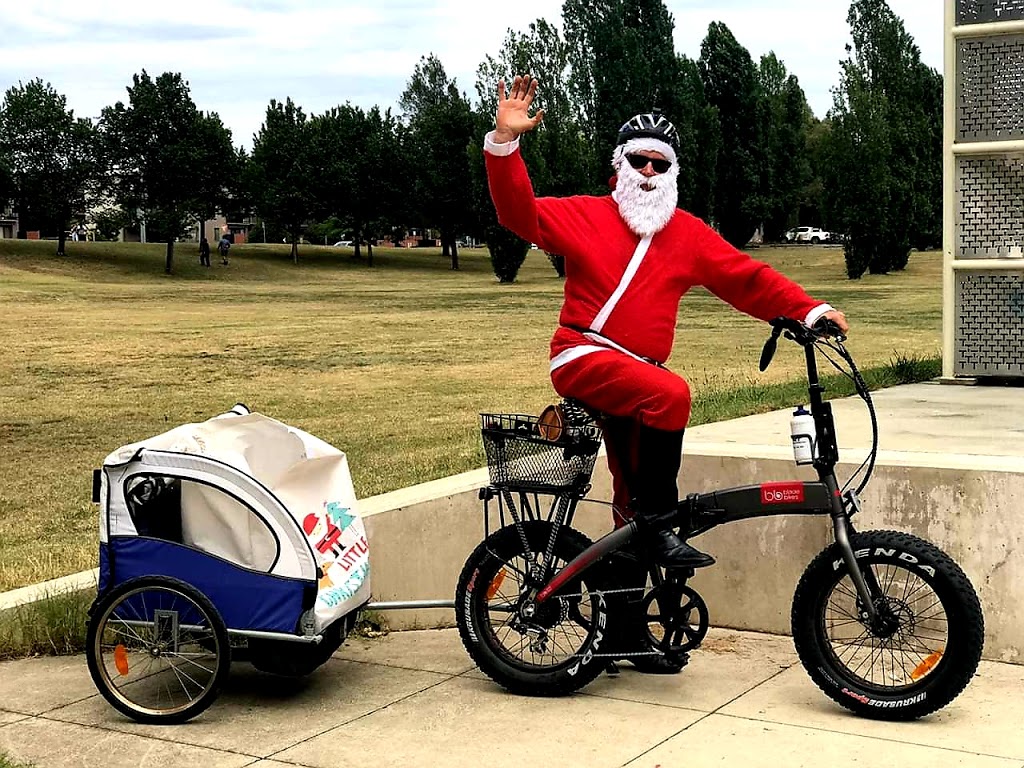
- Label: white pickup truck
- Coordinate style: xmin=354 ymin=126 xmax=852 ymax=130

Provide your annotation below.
xmin=785 ymin=226 xmax=831 ymax=244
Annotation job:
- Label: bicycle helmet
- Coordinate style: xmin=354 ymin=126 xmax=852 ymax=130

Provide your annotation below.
xmin=616 ymin=112 xmax=679 ymax=149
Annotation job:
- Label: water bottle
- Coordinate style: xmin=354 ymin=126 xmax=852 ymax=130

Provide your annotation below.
xmin=790 ymin=405 xmax=816 ymax=465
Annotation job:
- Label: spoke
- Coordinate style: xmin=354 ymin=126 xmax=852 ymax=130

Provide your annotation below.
xmin=108 ymin=618 xmax=152 ymax=647
xmin=900 ymin=576 xmax=933 ymax=604
xmin=487 ymin=606 xmax=520 ymax=618
xmin=912 ymin=596 xmax=944 ymax=619
xmin=166 ymin=659 xmax=199 ymax=701
xmin=164 ymin=651 xmax=217 ymax=676
xmin=833 ymin=580 xmax=860 ymax=603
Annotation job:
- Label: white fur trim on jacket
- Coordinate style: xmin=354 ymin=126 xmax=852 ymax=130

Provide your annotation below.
xmin=484 ymin=130 xmax=521 ymax=156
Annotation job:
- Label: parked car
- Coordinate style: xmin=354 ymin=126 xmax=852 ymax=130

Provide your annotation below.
xmin=333 ymin=240 xmax=353 ymax=247
xmin=785 ymin=226 xmax=831 ymax=244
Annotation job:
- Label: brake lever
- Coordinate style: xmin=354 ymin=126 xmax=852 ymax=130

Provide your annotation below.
xmin=759 ymin=326 xmax=782 ymax=371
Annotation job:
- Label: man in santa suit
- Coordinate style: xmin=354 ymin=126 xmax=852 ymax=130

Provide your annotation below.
xmin=485 ymin=75 xmax=849 ymax=668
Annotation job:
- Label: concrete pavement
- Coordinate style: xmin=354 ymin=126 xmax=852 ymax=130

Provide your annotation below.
xmin=1 ymin=626 xmax=1023 ymax=768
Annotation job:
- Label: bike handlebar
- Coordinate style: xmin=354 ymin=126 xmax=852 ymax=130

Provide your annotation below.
xmin=759 ymin=317 xmax=847 ymax=372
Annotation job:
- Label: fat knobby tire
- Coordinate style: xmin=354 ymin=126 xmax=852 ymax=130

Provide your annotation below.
xmin=792 ymin=530 xmax=984 ymax=720
xmin=456 ymin=521 xmax=613 ymax=696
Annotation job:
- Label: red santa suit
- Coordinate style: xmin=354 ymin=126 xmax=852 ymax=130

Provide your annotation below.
xmin=484 ymin=131 xmax=831 ymax=523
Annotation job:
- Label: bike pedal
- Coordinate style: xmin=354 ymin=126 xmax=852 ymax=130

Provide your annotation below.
xmin=664 ymin=566 xmax=696 ymax=579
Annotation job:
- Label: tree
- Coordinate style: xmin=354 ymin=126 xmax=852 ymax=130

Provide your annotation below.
xmin=0 ymin=79 xmax=98 ymax=256
xmin=824 ymin=0 xmax=940 ymax=277
xmin=99 ymin=71 xmax=236 ymax=273
xmin=676 ymin=55 xmax=720 ymax=221
xmin=400 ymin=55 xmax=475 ymax=269
xmin=563 ymin=0 xmax=681 ymax=186
xmin=473 ymin=20 xmax=597 ymax=280
xmin=801 ymin=117 xmax=831 ymax=228
xmin=699 ymin=22 xmax=764 ymax=247
xmin=758 ymin=53 xmax=812 ymax=241
xmin=247 ymin=98 xmax=316 ymax=263
xmin=0 ymin=153 xmax=13 ymax=209
xmin=89 ymin=205 xmax=129 ymax=241
xmin=310 ymin=104 xmax=405 ymax=266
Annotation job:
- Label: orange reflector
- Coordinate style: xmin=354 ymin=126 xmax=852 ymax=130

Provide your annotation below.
xmin=486 ymin=569 xmax=507 ymax=600
xmin=911 ymin=648 xmax=944 ymax=680
xmin=114 ymin=644 xmax=129 ymax=676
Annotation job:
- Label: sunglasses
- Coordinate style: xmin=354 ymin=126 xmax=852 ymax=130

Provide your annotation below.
xmin=626 ymin=154 xmax=672 ymax=174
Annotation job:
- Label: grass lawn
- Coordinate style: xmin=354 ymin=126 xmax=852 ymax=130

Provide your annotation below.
xmin=0 ymin=239 xmax=942 ymax=592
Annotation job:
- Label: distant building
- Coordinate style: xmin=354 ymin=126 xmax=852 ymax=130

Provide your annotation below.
xmin=0 ymin=203 xmax=17 ymax=239
xmin=201 ymin=215 xmax=254 ymax=245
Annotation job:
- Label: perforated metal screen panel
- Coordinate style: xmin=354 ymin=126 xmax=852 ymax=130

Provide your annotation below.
xmin=957 ymin=35 xmax=1024 ymax=141
xmin=956 ymin=155 xmax=1024 ymax=257
xmin=954 ymin=271 xmax=1024 ymax=375
xmin=958 ymin=0 xmax=1024 ymax=23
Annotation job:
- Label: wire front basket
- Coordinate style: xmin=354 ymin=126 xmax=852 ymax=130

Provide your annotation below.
xmin=480 ymin=412 xmax=602 ymax=494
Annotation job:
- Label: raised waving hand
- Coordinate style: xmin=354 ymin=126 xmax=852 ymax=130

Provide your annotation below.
xmin=494 ymin=75 xmax=544 ymax=143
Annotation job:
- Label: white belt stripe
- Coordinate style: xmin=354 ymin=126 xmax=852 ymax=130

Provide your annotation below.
xmin=590 ymin=234 xmax=653 ymax=333
xmin=549 ymin=344 xmax=611 ymax=372
xmin=549 ymin=333 xmax=654 ymax=373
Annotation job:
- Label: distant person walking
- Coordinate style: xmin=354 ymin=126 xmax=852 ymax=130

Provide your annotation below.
xmin=199 ymin=236 xmax=211 ymax=267
xmin=218 ymin=235 xmax=231 ymax=265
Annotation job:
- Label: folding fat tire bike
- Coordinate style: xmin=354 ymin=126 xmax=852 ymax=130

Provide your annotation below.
xmin=456 ymin=318 xmax=985 ymax=720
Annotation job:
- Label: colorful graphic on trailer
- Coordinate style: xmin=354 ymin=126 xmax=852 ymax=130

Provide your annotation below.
xmin=303 ymin=500 xmax=369 ymax=604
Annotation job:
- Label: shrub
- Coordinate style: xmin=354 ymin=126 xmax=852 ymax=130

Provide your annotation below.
xmin=485 ymin=225 xmax=530 ymax=283
xmin=546 ymin=251 xmax=566 ymax=278
xmin=0 ymin=590 xmax=92 ymax=660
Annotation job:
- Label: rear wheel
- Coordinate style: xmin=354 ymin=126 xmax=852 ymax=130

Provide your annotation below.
xmin=86 ymin=576 xmax=230 ymax=724
xmin=792 ymin=530 xmax=984 ymax=720
xmin=456 ymin=521 xmax=612 ymax=696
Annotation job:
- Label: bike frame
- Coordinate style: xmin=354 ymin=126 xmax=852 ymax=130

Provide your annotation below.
xmin=527 ymin=322 xmax=882 ymax=621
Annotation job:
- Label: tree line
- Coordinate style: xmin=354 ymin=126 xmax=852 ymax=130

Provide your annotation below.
xmin=0 ymin=0 xmax=940 ymax=280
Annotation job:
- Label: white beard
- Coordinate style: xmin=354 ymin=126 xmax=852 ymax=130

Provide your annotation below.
xmin=612 ymin=158 xmax=679 ymax=238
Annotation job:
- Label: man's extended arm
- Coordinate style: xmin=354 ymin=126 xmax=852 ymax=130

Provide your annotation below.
xmin=696 ymin=220 xmax=841 ymax=329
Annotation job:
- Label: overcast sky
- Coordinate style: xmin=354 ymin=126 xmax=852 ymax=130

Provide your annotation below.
xmin=0 ymin=0 xmax=942 ymax=150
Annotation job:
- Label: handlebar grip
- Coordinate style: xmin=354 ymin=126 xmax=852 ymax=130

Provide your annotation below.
xmin=813 ymin=318 xmax=846 ymax=341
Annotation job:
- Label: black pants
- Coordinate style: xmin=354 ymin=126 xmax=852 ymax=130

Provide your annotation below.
xmin=602 ymin=417 xmax=685 ymax=523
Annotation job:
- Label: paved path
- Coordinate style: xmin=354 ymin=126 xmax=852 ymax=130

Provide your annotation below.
xmin=1 ymin=627 xmax=1021 ymax=768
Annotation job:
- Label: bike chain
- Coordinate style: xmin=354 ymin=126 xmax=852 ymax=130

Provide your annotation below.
xmin=530 ymin=586 xmax=689 ymax=659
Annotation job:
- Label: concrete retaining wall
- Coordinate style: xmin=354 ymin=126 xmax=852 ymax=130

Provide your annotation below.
xmin=361 ymin=449 xmax=1023 ymax=664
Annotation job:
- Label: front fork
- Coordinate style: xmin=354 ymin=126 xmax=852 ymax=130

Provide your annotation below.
xmin=824 ymin=474 xmax=881 ymax=622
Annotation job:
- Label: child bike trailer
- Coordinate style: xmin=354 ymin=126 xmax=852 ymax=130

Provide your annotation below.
xmin=86 ymin=404 xmax=371 ymax=724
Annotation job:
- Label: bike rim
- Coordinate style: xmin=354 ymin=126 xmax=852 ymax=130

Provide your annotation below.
xmin=94 ymin=585 xmax=222 ymax=717
xmin=481 ymin=550 xmax=598 ymax=670
xmin=822 ymin=561 xmax=950 ymax=691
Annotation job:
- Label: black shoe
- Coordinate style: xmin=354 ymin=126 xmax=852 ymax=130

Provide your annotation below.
xmin=648 ymin=529 xmax=715 ymax=569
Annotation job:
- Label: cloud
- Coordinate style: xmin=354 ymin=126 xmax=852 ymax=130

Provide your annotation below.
xmin=0 ymin=0 xmax=943 ymax=149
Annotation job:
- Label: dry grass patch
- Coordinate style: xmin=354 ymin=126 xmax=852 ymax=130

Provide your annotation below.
xmin=0 ymin=239 xmax=942 ymax=591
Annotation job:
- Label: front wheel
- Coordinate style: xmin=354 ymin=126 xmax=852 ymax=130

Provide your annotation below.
xmin=792 ymin=530 xmax=984 ymax=720
xmin=456 ymin=521 xmax=613 ymax=696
